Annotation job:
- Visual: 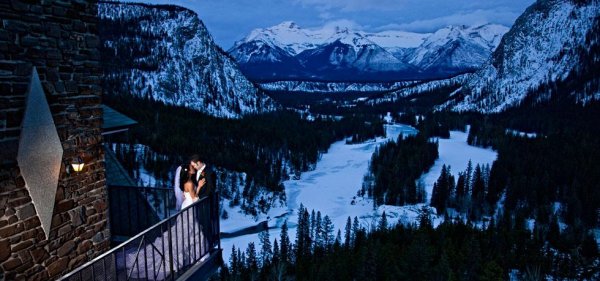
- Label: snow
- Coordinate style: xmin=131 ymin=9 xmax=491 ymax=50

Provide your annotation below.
xmin=365 ymin=30 xmax=429 ymax=49
xmin=418 ymin=128 xmax=498 ymax=203
xmin=99 ymin=3 xmax=278 ymax=119
xmin=451 ymin=1 xmax=599 ymax=113
xmin=232 ymin=21 xmax=506 ymax=72
xmin=221 ymin=124 xmax=497 ymax=262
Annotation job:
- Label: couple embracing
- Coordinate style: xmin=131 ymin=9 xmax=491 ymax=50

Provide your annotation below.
xmin=174 ymin=154 xmax=214 ymax=210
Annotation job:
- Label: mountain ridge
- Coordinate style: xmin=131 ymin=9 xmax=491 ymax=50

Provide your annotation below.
xmin=229 ymin=22 xmax=508 ymax=82
xmin=98 ymin=1 xmax=279 ymax=118
xmin=444 ymin=0 xmax=600 ymax=112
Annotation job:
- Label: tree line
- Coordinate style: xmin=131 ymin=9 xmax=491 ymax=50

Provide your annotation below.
xmin=216 ymin=205 xmax=599 ymax=280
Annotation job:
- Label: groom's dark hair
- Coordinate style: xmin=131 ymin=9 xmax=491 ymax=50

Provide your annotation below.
xmin=189 ymin=154 xmax=200 ymax=163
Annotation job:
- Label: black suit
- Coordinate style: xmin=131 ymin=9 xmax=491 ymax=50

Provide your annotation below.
xmin=196 ymin=165 xmax=215 ymax=198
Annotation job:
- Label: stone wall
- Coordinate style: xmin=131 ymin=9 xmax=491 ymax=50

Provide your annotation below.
xmin=0 ymin=1 xmax=108 ymax=280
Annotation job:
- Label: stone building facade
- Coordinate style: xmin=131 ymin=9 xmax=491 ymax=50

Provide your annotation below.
xmin=0 ymin=1 xmax=108 ymax=280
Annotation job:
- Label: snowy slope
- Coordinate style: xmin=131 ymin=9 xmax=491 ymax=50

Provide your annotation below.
xmin=99 ymin=2 xmax=278 ymax=118
xmin=408 ymin=24 xmax=509 ymax=72
xmin=447 ymin=0 xmax=600 ymax=113
xmin=229 ymin=22 xmax=506 ymax=81
xmin=367 ymin=73 xmax=470 ymax=104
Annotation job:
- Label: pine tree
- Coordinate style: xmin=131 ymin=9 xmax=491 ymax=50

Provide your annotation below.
xmin=322 ymin=215 xmax=335 ymax=248
xmin=310 ymin=210 xmax=316 ymax=242
xmin=246 ymin=242 xmax=258 ymax=272
xmin=431 ymin=165 xmax=453 ymax=214
xmin=352 ymin=216 xmax=361 ymax=246
xmin=259 ymin=228 xmax=272 ymax=267
xmin=272 ymin=239 xmax=280 ymax=263
xmin=230 ymin=245 xmax=239 ymax=278
xmin=315 ymin=211 xmax=323 ymax=249
xmin=455 ymin=171 xmax=467 ymax=211
xmin=379 ymin=211 xmax=388 ymax=231
xmin=465 ymin=159 xmax=473 ymax=194
xmin=280 ymin=220 xmax=291 ymax=263
xmin=345 ymin=216 xmax=352 ymax=248
xmin=418 ymin=207 xmax=433 ymax=230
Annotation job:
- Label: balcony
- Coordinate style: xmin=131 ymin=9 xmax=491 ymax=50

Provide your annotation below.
xmin=57 ymin=106 xmax=222 ymax=280
xmin=59 ymin=191 xmax=221 ymax=281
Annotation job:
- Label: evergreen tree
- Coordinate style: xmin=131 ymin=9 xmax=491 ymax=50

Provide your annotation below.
xmin=280 ymin=220 xmax=291 ymax=263
xmin=246 ymin=242 xmax=258 ymax=272
xmin=378 ymin=211 xmax=388 ymax=231
xmin=259 ymin=228 xmax=272 ymax=266
xmin=322 ymin=215 xmax=335 ymax=248
xmin=465 ymin=159 xmax=473 ymax=194
xmin=310 ymin=210 xmax=317 ymax=243
xmin=431 ymin=165 xmax=454 ymax=215
xmin=272 ymin=239 xmax=280 ymax=263
xmin=230 ymin=245 xmax=239 ymax=279
xmin=315 ymin=211 xmax=323 ymax=249
xmin=418 ymin=207 xmax=433 ymax=230
xmin=335 ymin=229 xmax=342 ymax=247
xmin=345 ymin=216 xmax=352 ymax=248
xmin=352 ymin=216 xmax=361 ymax=246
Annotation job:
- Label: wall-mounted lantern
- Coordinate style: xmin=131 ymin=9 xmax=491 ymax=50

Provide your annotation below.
xmin=71 ymin=157 xmax=85 ymax=172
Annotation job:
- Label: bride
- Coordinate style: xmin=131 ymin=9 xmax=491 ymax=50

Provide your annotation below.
xmin=121 ymin=163 xmax=208 ymax=280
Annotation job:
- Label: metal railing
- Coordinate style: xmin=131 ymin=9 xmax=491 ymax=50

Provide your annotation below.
xmin=60 ymin=192 xmax=221 ymax=281
xmin=108 ymin=185 xmax=177 ymax=238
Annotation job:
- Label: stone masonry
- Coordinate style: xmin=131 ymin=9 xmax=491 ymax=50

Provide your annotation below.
xmin=0 ymin=1 xmax=108 ymax=280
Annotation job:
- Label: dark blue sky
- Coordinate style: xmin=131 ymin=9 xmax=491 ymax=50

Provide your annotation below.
xmin=136 ymin=0 xmax=534 ymax=49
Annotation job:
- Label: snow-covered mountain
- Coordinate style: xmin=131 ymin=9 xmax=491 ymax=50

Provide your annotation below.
xmin=445 ymin=0 xmax=600 ymax=113
xmin=98 ymin=2 xmax=278 ymax=118
xmin=229 ymin=22 xmax=507 ymax=82
xmin=408 ymin=24 xmax=509 ymax=74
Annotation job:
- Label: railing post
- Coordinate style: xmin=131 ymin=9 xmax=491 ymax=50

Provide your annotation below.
xmin=167 ymin=217 xmax=175 ymax=281
xmin=216 ymin=191 xmax=221 ymax=251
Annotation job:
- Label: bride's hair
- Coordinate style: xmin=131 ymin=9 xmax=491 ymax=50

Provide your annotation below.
xmin=179 ymin=164 xmax=195 ymax=191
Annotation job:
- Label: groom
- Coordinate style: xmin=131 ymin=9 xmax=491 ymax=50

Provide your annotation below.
xmin=193 ymin=156 xmax=214 ymax=198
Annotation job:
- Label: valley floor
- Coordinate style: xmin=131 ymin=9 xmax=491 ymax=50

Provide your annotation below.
xmin=220 ymin=124 xmax=497 ymax=261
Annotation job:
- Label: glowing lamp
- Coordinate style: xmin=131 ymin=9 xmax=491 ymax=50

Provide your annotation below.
xmin=71 ymin=157 xmax=85 ymax=172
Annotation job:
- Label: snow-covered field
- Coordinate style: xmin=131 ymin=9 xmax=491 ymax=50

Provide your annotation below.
xmin=220 ymin=124 xmax=497 ymax=262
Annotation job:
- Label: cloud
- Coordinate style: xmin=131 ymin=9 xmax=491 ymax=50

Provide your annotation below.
xmin=321 ymin=19 xmax=363 ymax=30
xmin=294 ymin=0 xmax=409 ymax=12
xmin=373 ymin=9 xmax=519 ymax=33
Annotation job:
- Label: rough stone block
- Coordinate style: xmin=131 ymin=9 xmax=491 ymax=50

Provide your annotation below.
xmin=56 ymin=240 xmax=74 ymax=257
xmin=11 ymin=239 xmax=33 ymax=252
xmin=0 ymin=239 xmax=10 ymax=262
xmin=46 ymin=256 xmax=68 ymax=277
xmin=2 ymin=257 xmax=22 ymax=271
xmin=29 ymin=248 xmax=49 ymax=264
xmin=16 ymin=203 xmax=35 ymax=220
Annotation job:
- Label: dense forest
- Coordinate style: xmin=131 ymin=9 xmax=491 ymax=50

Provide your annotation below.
xmin=363 ymin=133 xmax=438 ymax=206
xmin=104 ymin=94 xmax=384 ymax=215
xmin=215 ymin=205 xmax=599 ymax=280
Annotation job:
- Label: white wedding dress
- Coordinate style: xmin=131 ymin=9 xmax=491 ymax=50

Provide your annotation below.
xmin=121 ymin=193 xmax=208 ymax=280
xmin=181 ymin=192 xmax=196 ymax=209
